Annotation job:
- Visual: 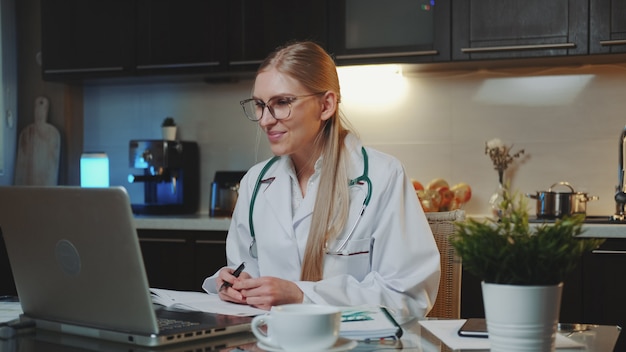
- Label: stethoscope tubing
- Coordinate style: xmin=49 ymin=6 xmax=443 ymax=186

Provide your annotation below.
xmin=248 ymin=147 xmax=370 ymax=258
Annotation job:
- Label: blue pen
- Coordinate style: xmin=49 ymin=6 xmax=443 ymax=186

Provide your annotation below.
xmin=219 ymin=262 xmax=245 ymax=292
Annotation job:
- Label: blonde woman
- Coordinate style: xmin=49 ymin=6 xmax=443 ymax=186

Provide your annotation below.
xmin=203 ymin=41 xmax=440 ymax=319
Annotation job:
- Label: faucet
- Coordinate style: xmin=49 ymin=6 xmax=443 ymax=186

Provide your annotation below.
xmin=614 ymin=125 xmax=626 ymax=221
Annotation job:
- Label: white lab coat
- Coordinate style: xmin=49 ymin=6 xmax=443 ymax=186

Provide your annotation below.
xmin=203 ymin=135 xmax=440 ymax=319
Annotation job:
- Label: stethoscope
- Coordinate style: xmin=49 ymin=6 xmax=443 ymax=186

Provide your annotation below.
xmin=248 ymin=147 xmax=372 ymax=258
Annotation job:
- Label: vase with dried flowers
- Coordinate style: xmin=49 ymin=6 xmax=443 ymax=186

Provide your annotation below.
xmin=485 ymin=138 xmax=525 ymax=219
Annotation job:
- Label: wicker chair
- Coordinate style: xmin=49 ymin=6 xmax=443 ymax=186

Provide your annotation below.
xmin=425 ymin=209 xmax=465 ymax=319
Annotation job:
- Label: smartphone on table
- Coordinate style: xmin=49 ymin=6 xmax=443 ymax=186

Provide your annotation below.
xmin=457 ymin=318 xmax=488 ymax=338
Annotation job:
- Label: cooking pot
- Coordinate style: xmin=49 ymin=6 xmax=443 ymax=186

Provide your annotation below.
xmin=527 ymin=181 xmax=599 ymax=219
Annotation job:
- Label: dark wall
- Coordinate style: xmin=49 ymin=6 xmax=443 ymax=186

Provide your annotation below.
xmin=15 ymin=0 xmax=83 ymax=186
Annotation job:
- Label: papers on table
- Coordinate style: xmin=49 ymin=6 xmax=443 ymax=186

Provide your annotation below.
xmin=419 ymin=319 xmax=585 ymax=350
xmin=149 ymin=288 xmax=266 ymax=316
xmin=150 ymin=290 xmax=404 ymax=341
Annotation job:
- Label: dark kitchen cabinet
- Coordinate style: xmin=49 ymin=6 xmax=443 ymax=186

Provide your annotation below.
xmin=590 ymin=0 xmax=626 ymax=54
xmin=0 ymin=232 xmax=17 ymax=296
xmin=328 ymin=0 xmax=451 ymax=65
xmin=41 ymin=0 xmax=328 ymax=81
xmin=138 ymin=230 xmax=227 ymax=291
xmin=226 ymin=0 xmax=329 ymax=73
xmin=460 ymin=263 xmax=584 ymax=324
xmin=582 ymin=239 xmax=626 ymax=351
xmin=451 ymin=0 xmax=588 ymax=61
xmin=194 ymin=238 xmax=228 ymax=289
xmin=135 ymin=1 xmax=228 ymax=76
xmin=40 ymin=0 xmax=135 ymax=80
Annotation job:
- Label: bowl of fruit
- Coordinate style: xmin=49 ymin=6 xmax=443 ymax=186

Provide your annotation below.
xmin=412 ymin=178 xmax=472 ymax=212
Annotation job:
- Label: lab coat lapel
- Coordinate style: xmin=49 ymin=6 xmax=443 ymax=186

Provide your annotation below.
xmin=261 ymin=167 xmax=294 ymax=237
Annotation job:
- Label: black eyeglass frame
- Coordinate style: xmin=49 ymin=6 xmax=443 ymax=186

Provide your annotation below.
xmin=239 ymin=92 xmax=326 ymax=121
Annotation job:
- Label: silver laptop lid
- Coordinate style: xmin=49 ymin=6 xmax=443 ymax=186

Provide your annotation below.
xmin=0 ymin=186 xmax=159 ymax=335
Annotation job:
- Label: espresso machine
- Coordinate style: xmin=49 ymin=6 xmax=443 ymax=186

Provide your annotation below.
xmin=128 ymin=140 xmax=199 ymax=215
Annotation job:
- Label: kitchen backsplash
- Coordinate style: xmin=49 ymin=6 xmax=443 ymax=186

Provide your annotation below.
xmin=83 ymin=62 xmax=626 ymax=217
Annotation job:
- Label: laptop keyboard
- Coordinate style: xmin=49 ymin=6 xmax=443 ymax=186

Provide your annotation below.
xmin=157 ymin=318 xmax=200 ymax=331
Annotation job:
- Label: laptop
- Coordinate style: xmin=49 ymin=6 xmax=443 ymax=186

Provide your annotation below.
xmin=0 ymin=186 xmax=252 ymax=347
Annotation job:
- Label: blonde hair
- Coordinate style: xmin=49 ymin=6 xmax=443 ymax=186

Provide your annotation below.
xmin=258 ymin=41 xmax=351 ymax=281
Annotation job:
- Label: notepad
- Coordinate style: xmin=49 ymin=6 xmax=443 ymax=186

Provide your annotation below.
xmin=339 ymin=306 xmax=403 ymax=340
xmin=149 ymin=288 xmax=265 ymax=316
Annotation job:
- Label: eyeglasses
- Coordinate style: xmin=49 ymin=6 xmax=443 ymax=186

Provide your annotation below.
xmin=239 ymin=92 xmax=325 ymax=121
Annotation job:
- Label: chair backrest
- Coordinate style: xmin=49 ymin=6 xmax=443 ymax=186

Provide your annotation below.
xmin=425 ymin=209 xmax=465 ymax=319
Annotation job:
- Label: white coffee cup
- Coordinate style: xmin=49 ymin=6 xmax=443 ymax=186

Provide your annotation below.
xmin=251 ymin=304 xmax=341 ymax=351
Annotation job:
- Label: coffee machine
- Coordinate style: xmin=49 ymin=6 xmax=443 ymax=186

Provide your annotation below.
xmin=128 ymin=140 xmax=199 ymax=215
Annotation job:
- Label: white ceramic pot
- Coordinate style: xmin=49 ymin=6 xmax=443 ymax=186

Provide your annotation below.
xmin=482 ymin=281 xmax=563 ymax=352
xmin=162 ymin=126 xmax=177 ymax=140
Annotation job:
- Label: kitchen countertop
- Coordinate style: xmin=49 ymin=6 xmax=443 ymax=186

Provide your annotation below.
xmin=134 ymin=214 xmax=231 ymax=231
xmin=528 ymin=216 xmax=626 ymax=239
xmin=134 ymin=214 xmax=626 ymax=238
xmin=577 ymin=223 xmax=626 ymax=238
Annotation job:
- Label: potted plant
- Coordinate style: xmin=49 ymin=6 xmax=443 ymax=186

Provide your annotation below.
xmin=161 ymin=117 xmax=177 ymax=140
xmin=451 ymin=188 xmax=604 ymax=351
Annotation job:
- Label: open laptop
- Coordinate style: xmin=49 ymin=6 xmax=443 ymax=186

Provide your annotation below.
xmin=0 ymin=186 xmax=251 ymax=347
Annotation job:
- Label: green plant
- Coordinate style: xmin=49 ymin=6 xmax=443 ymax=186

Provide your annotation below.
xmin=162 ymin=117 xmax=176 ymax=127
xmin=451 ymin=187 xmax=604 ymax=285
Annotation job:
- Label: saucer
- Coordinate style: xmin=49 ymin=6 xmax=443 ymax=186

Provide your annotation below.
xmin=257 ymin=337 xmax=357 ymax=352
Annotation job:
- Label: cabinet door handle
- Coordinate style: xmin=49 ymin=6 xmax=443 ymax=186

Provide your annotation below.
xmin=229 ymin=60 xmax=264 ymax=66
xmin=196 ymin=240 xmax=226 ymax=245
xmin=600 ymin=40 xmax=626 ymax=47
xmin=591 ymin=249 xmax=626 ymax=254
xmin=136 ymin=62 xmax=220 ymax=70
xmin=461 ymin=43 xmax=576 ymax=53
xmin=336 ymin=50 xmax=439 ymax=60
xmin=139 ymin=238 xmax=187 ymax=244
xmin=44 ymin=67 xmax=125 ymax=74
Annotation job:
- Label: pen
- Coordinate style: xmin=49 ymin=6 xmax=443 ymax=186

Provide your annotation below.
xmin=219 ymin=262 xmax=245 ymax=292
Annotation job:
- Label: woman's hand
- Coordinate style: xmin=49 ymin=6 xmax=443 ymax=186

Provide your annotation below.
xmin=217 ymin=267 xmax=251 ymax=304
xmin=233 ymin=276 xmax=304 ymax=310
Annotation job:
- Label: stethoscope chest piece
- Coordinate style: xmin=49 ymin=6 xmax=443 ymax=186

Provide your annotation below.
xmin=249 ymin=238 xmax=258 ymax=259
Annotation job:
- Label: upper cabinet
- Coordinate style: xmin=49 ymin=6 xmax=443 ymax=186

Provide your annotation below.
xmin=40 ymin=0 xmax=328 ymax=81
xmin=451 ymin=0 xmax=588 ymax=60
xmin=226 ymin=0 xmax=328 ymax=72
xmin=328 ymin=0 xmax=451 ymax=65
xmin=134 ymin=1 xmax=228 ymax=76
xmin=590 ymin=0 xmax=626 ymax=54
xmin=40 ymin=0 xmax=626 ymax=81
xmin=40 ymin=0 xmax=135 ymax=80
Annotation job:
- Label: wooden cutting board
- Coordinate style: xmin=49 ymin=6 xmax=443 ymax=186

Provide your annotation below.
xmin=14 ymin=96 xmax=60 ymax=185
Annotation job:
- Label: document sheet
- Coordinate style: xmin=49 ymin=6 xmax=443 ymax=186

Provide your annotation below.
xmin=150 ymin=288 xmax=266 ymax=316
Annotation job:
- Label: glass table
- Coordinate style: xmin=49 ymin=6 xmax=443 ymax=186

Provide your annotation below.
xmin=1 ymin=318 xmax=620 ymax=352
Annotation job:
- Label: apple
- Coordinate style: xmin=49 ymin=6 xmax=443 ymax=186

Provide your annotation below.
xmin=424 ymin=189 xmax=441 ymax=211
xmin=427 ymin=178 xmax=449 ymax=190
xmin=437 ymin=186 xmax=455 ymax=211
xmin=451 ymin=182 xmax=472 ymax=204
xmin=420 ymin=199 xmax=436 ymax=212
xmin=411 ymin=179 xmax=424 ymax=191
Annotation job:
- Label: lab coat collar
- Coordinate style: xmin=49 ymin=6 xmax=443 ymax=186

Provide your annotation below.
xmin=258 ymin=157 xmax=297 ymax=237
xmin=258 ymin=134 xmax=365 ymax=240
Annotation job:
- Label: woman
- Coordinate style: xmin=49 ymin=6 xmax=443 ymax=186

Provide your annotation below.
xmin=203 ymin=41 xmax=440 ymax=319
